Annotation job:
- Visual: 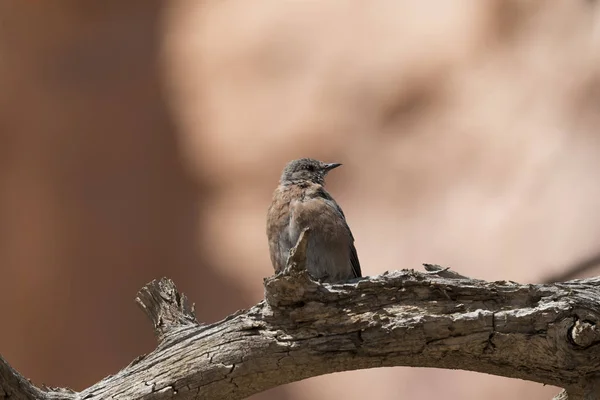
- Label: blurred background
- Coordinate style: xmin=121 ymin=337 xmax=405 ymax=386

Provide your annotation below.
xmin=1 ymin=1 xmax=600 ymax=399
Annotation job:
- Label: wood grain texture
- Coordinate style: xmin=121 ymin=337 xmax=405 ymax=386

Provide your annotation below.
xmin=2 ymin=235 xmax=600 ymax=400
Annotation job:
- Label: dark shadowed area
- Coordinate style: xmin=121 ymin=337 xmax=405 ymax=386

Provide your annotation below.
xmin=1 ymin=1 xmax=600 ymax=399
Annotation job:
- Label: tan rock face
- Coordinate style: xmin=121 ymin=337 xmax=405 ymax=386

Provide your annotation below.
xmin=1 ymin=1 xmax=599 ymax=399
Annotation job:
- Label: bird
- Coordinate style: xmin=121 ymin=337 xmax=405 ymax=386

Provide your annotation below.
xmin=266 ymin=158 xmax=361 ymax=282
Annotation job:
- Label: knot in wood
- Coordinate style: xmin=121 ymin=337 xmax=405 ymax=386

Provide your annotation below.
xmin=570 ymin=319 xmax=600 ymax=348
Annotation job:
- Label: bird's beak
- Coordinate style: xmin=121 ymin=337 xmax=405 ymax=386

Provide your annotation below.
xmin=323 ymin=162 xmax=342 ymax=171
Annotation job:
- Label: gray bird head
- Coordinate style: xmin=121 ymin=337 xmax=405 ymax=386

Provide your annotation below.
xmin=280 ymin=158 xmax=342 ymax=185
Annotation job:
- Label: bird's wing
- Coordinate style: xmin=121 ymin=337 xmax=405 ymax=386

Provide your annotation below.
xmin=316 ymin=187 xmax=362 ymax=278
xmin=266 ymin=187 xmax=292 ymax=273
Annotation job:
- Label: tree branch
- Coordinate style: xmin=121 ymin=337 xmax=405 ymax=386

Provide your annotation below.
xmin=3 ymin=233 xmax=600 ymax=399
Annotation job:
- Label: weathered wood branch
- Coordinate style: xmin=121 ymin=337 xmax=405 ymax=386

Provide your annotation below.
xmin=2 ymin=231 xmax=600 ymax=400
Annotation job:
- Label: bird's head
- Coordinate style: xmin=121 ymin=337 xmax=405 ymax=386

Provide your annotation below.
xmin=280 ymin=158 xmax=342 ymax=185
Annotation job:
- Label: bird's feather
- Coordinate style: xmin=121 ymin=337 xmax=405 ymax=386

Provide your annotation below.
xmin=314 ymin=187 xmax=362 ymax=278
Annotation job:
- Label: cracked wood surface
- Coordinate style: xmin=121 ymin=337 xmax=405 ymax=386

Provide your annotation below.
xmin=2 ymin=232 xmax=600 ymax=399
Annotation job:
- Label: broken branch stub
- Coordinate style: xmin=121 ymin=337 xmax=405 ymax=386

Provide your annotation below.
xmin=135 ymin=278 xmax=199 ymax=342
xmin=264 ymin=228 xmax=323 ymax=307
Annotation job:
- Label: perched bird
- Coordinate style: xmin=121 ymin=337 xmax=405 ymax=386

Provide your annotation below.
xmin=266 ymin=158 xmax=361 ymax=282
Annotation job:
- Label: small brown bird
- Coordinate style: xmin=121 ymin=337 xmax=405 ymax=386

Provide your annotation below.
xmin=266 ymin=158 xmax=361 ymax=282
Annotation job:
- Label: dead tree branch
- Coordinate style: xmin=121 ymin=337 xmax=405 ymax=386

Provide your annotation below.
xmin=2 ymin=231 xmax=600 ymax=400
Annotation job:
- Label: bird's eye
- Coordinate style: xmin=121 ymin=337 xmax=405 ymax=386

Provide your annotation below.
xmin=306 ymin=165 xmax=315 ymax=172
